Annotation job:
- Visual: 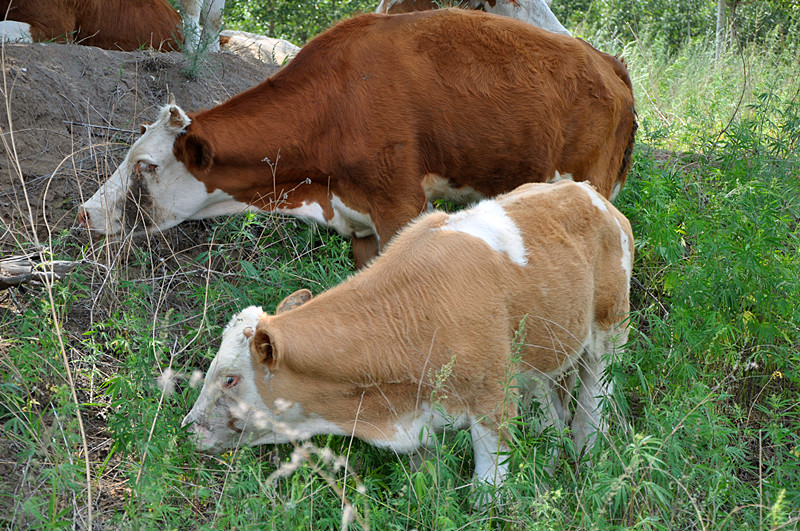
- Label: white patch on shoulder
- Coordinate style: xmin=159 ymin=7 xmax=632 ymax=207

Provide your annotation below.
xmin=614 ymin=218 xmax=632 ymax=279
xmin=577 ymin=181 xmax=609 ymax=212
xmin=422 ymin=174 xmax=484 ymax=205
xmin=440 ymin=199 xmax=528 ymax=267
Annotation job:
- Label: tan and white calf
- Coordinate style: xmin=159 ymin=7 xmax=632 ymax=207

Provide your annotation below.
xmin=182 ymin=180 xmax=634 ymax=495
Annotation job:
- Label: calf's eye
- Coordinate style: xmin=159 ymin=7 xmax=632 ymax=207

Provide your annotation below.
xmin=222 ymin=375 xmax=239 ymax=389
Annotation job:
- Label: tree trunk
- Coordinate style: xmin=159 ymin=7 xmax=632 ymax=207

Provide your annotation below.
xmin=715 ymin=0 xmax=726 ymax=61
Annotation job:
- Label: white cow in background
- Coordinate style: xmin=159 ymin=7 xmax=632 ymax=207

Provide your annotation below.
xmin=180 ymin=0 xmax=225 ymax=53
xmin=376 ymin=0 xmax=571 ymax=36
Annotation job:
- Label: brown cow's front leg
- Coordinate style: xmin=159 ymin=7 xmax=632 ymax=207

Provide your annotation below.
xmin=350 ymin=185 xmax=426 ymax=269
xmin=352 ymin=235 xmax=380 ymax=270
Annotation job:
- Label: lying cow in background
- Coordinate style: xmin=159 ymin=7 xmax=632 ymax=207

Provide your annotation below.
xmin=0 ymin=0 xmax=220 ymax=52
xmin=182 ymin=180 xmax=634 ymax=500
xmin=78 ymin=9 xmax=636 ymax=268
xmin=375 ymin=0 xmax=571 ymax=36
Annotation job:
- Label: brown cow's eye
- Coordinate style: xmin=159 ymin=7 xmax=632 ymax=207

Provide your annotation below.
xmin=222 ymin=376 xmax=239 ymax=388
xmin=136 ymin=161 xmax=158 ymax=174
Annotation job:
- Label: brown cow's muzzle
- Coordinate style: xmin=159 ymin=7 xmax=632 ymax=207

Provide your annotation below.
xmin=76 ymin=208 xmax=91 ymax=229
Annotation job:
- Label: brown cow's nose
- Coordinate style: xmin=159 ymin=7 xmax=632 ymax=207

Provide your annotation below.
xmin=77 ymin=209 xmax=91 ymax=229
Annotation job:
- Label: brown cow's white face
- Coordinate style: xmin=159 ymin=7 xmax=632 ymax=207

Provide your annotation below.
xmin=77 ymin=103 xmax=255 ymax=236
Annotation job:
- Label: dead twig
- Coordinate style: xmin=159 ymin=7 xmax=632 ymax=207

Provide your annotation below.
xmin=0 ymin=250 xmax=81 ymax=290
xmin=62 ymin=120 xmax=138 ymax=135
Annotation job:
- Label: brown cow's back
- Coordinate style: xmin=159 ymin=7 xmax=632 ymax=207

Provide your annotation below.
xmin=177 ymin=10 xmax=635 ymax=247
xmin=198 ymin=10 xmax=634 ymax=198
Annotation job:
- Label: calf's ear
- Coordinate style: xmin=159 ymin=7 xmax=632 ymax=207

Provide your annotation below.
xmin=175 ymin=133 xmax=214 ymax=172
xmin=276 ymin=289 xmax=313 ymax=314
xmin=251 ymin=327 xmax=278 ymax=371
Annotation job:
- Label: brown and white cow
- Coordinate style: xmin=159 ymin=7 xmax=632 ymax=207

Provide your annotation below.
xmin=182 ymin=180 xmax=634 ymax=499
xmin=376 ymin=0 xmax=571 ymax=36
xmin=0 ymin=0 xmax=221 ymax=52
xmin=78 ymin=9 xmax=636 ymax=268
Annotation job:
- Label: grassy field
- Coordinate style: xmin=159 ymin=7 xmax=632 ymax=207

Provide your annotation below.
xmin=1 ymin=24 xmax=799 ymax=531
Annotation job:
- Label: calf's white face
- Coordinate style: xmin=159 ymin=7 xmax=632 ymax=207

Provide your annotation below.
xmin=77 ymin=103 xmax=253 ymax=236
xmin=183 ymin=296 xmax=344 ymax=452
xmin=182 ymin=307 xmax=284 ymax=452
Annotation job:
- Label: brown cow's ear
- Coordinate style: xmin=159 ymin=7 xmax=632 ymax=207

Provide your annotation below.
xmin=168 ymin=105 xmax=190 ymax=129
xmin=276 ymin=289 xmax=313 ymax=314
xmin=251 ymin=327 xmax=278 ymax=370
xmin=176 ymin=133 xmax=214 ymax=172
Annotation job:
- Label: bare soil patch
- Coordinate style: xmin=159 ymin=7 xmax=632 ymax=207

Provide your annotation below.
xmin=0 ymin=43 xmax=284 ymax=526
xmin=0 ymin=43 xmax=278 ymax=246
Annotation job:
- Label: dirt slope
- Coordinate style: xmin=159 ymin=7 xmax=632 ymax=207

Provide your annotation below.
xmin=0 ymin=43 xmax=278 ymax=247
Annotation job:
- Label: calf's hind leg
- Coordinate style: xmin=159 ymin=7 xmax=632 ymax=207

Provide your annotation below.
xmin=571 ymin=327 xmax=625 ymax=454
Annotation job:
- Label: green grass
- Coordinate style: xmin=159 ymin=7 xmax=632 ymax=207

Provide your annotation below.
xmin=2 ymin=31 xmax=799 ymax=530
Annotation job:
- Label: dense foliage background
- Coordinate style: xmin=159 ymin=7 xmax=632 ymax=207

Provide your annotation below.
xmin=223 ymin=0 xmax=800 ymax=52
xmin=2 ymin=0 xmax=800 ymax=529
xmin=225 ymin=0 xmax=375 ymax=44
